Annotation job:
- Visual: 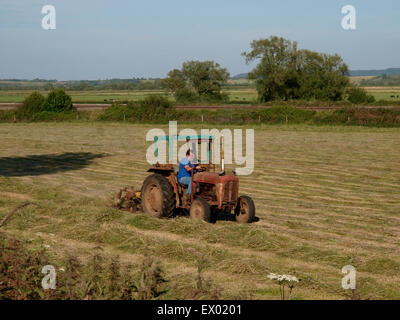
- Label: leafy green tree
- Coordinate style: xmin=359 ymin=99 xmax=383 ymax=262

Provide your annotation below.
xmin=163 ymin=61 xmax=230 ymax=102
xmin=138 ymin=95 xmax=171 ymax=110
xmin=18 ymin=91 xmax=45 ymax=116
xmin=131 ymin=95 xmax=172 ymax=121
xmin=161 ymin=69 xmax=186 ymax=94
xmin=347 ymin=87 xmax=376 ymax=104
xmin=242 ymin=36 xmax=350 ymax=102
xmin=297 ymin=50 xmax=349 ymax=101
xmin=43 ymin=89 xmax=74 ymax=112
xmin=174 ymin=87 xmax=198 ymax=103
xmin=181 ymin=61 xmax=230 ymax=99
xmin=242 ymin=36 xmax=300 ymax=101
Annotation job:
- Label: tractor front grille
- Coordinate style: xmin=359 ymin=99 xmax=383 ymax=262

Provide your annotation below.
xmin=223 ymin=181 xmax=238 ymax=202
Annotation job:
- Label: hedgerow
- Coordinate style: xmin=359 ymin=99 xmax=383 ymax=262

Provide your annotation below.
xmin=1 ymin=95 xmax=400 ymax=127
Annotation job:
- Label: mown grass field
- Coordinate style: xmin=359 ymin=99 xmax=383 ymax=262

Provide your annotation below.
xmin=1 ymin=123 xmax=400 ymax=300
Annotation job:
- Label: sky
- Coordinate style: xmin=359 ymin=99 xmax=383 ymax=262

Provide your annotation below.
xmin=0 ymin=0 xmax=399 ymax=80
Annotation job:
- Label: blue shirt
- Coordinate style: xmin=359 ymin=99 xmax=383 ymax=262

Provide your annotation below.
xmin=178 ymin=157 xmax=193 ymax=180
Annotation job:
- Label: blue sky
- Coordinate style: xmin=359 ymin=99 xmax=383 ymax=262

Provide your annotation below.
xmin=0 ymin=0 xmax=399 ymax=80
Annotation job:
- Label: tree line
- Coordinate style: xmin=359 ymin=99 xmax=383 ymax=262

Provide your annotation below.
xmin=162 ymin=36 xmax=374 ymax=104
xmin=0 ymin=78 xmax=163 ymax=91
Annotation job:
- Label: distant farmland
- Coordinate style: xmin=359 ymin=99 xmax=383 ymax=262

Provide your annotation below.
xmin=0 ymin=88 xmax=259 ymax=104
xmin=1 ymin=84 xmax=400 ymax=105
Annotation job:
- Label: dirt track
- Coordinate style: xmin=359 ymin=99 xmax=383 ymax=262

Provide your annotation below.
xmin=0 ymin=102 xmax=398 ymax=112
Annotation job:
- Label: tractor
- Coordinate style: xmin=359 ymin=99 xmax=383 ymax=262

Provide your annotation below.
xmin=140 ymin=135 xmax=255 ymax=223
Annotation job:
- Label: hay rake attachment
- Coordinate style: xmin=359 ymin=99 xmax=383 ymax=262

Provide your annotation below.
xmin=113 ymin=187 xmax=141 ymax=213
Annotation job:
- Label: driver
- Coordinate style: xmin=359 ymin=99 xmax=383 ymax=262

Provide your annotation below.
xmin=178 ymin=149 xmax=201 ymax=200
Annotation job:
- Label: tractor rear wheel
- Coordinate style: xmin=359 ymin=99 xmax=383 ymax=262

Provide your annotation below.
xmin=190 ymin=197 xmax=211 ymax=222
xmin=235 ymin=195 xmax=255 ymax=223
xmin=141 ymin=174 xmax=175 ymax=218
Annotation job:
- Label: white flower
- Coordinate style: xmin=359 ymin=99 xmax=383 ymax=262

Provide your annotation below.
xmin=268 ymin=273 xmax=299 ymax=283
xmin=43 ymin=244 xmax=51 ymax=249
xmin=268 ymin=273 xmax=278 ymax=280
xmin=36 ymin=232 xmax=43 ymax=237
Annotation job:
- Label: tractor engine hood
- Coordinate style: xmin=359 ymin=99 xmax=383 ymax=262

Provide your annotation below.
xmin=193 ymin=172 xmax=239 ymax=209
xmin=193 ymin=172 xmax=239 ymax=184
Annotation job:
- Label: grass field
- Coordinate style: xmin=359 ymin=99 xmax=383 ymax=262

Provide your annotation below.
xmin=363 ymin=87 xmax=400 ymax=101
xmin=0 ymin=89 xmax=257 ymax=104
xmin=1 ymin=86 xmax=400 ymax=104
xmin=0 ymin=90 xmax=169 ymax=103
xmin=348 ymin=76 xmax=375 ymax=85
xmin=0 ymin=89 xmax=257 ymax=103
xmin=1 ymin=123 xmax=400 ymax=299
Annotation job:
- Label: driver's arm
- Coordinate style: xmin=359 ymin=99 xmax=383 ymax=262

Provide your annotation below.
xmin=185 ymin=164 xmax=201 ymax=173
xmin=184 ymin=165 xmax=194 ymax=172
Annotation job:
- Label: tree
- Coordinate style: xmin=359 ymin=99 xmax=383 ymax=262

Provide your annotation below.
xmin=43 ymin=89 xmax=74 ymax=112
xmin=18 ymin=91 xmax=45 ymax=116
xmin=161 ymin=69 xmax=186 ymax=94
xmin=163 ymin=61 xmax=230 ymax=102
xmin=347 ymin=87 xmax=376 ymax=104
xmin=297 ymin=50 xmax=349 ymax=101
xmin=243 ymin=36 xmax=300 ymax=101
xmin=242 ymin=36 xmax=350 ymax=102
xmin=181 ymin=61 xmax=230 ymax=99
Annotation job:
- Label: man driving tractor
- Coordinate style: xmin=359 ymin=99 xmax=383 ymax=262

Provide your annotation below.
xmin=177 ymin=149 xmax=201 ymax=200
xmin=137 ymin=135 xmax=255 ymax=223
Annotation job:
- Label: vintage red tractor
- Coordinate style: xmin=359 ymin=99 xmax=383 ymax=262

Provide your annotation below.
xmin=140 ymin=135 xmax=255 ymax=223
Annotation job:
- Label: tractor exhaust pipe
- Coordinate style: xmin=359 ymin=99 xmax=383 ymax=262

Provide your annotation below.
xmin=221 ymin=137 xmax=225 ymax=175
xmin=222 ymin=138 xmax=225 ymax=171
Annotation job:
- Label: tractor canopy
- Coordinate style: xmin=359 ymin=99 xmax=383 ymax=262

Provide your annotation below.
xmin=153 ymin=135 xmax=214 ymax=165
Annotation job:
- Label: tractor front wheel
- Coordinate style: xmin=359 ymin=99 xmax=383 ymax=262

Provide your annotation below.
xmin=190 ymin=197 xmax=211 ymax=222
xmin=235 ymin=195 xmax=255 ymax=223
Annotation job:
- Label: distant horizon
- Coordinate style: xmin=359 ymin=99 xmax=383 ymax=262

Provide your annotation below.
xmin=1 ymin=66 xmax=400 ymax=82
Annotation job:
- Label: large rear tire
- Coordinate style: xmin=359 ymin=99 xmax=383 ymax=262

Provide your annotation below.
xmin=141 ymin=174 xmax=175 ymax=218
xmin=190 ymin=197 xmax=211 ymax=222
xmin=235 ymin=195 xmax=255 ymax=223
